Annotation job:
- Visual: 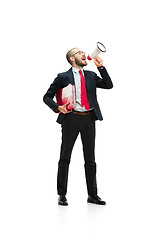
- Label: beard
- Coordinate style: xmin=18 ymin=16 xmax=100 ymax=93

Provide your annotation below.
xmin=75 ymin=57 xmax=87 ymax=67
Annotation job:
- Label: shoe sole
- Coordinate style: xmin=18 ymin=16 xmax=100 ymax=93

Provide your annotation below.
xmin=58 ymin=202 xmax=68 ymax=206
xmin=87 ymin=199 xmax=106 ymax=205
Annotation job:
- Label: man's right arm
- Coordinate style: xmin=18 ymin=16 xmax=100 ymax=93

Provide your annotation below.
xmin=43 ymin=76 xmax=61 ymax=113
xmin=43 ymin=76 xmax=72 ymax=114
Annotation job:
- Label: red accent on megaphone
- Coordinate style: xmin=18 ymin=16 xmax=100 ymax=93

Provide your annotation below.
xmin=87 ymin=54 xmax=92 ymax=61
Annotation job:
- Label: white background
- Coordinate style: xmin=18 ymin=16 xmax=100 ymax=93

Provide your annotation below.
xmin=0 ymin=0 xmax=160 ymax=239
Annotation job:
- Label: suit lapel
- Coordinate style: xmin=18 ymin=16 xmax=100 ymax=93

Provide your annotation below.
xmin=83 ymin=70 xmax=90 ymax=92
xmin=67 ymin=68 xmax=75 ymax=85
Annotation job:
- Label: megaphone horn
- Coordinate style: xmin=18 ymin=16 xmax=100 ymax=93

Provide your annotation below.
xmin=87 ymin=42 xmax=106 ymax=60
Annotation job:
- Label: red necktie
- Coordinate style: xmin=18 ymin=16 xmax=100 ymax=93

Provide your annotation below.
xmin=79 ymin=69 xmax=90 ymax=111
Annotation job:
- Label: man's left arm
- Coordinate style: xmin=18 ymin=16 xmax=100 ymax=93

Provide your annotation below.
xmin=94 ymin=56 xmax=113 ymax=89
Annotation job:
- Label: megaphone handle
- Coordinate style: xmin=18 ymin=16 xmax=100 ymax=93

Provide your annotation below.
xmin=94 ymin=56 xmax=103 ymax=67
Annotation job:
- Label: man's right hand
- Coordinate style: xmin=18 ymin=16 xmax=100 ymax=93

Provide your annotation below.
xmin=94 ymin=56 xmax=103 ymax=68
xmin=58 ymin=102 xmax=72 ymax=114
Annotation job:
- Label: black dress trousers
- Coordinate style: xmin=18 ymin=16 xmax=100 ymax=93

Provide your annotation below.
xmin=57 ymin=112 xmax=97 ymax=196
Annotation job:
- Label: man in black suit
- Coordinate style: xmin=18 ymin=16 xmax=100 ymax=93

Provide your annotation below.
xmin=43 ymin=48 xmax=113 ymax=206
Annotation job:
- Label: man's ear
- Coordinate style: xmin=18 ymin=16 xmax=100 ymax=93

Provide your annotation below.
xmin=70 ymin=56 xmax=75 ymax=63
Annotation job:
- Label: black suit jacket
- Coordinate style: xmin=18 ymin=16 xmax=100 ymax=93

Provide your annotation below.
xmin=43 ymin=66 xmax=113 ymax=124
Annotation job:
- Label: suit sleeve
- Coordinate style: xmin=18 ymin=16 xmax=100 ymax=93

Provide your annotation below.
xmin=43 ymin=75 xmax=62 ymax=113
xmin=96 ymin=66 xmax=113 ymax=89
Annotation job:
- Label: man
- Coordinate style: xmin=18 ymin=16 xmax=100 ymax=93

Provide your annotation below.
xmin=43 ymin=48 xmax=113 ymax=206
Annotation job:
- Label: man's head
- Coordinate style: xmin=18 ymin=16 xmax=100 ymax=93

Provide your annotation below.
xmin=66 ymin=48 xmax=87 ymax=68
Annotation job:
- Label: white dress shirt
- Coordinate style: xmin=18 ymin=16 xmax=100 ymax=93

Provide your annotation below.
xmin=72 ymin=67 xmax=91 ymax=112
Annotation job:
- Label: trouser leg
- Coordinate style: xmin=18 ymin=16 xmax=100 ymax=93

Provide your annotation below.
xmin=57 ymin=114 xmax=79 ymax=195
xmin=80 ymin=115 xmax=97 ymax=196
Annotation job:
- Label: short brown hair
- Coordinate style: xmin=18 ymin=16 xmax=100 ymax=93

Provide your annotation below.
xmin=66 ymin=48 xmax=78 ymax=65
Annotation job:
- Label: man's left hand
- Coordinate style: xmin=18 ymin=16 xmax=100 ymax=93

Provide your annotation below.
xmin=94 ymin=56 xmax=103 ymax=67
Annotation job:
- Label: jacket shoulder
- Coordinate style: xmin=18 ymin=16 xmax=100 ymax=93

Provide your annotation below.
xmin=84 ymin=69 xmax=96 ymax=77
xmin=84 ymin=69 xmax=96 ymax=74
xmin=58 ymin=68 xmax=72 ymax=78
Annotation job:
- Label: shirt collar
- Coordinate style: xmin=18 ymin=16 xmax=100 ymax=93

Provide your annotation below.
xmin=72 ymin=67 xmax=84 ymax=74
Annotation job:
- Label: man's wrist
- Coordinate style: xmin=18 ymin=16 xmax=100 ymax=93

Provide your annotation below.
xmin=97 ymin=66 xmax=104 ymax=70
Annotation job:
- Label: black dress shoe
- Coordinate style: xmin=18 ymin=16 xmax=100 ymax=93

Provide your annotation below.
xmin=87 ymin=195 xmax=106 ymax=205
xmin=58 ymin=195 xmax=68 ymax=206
